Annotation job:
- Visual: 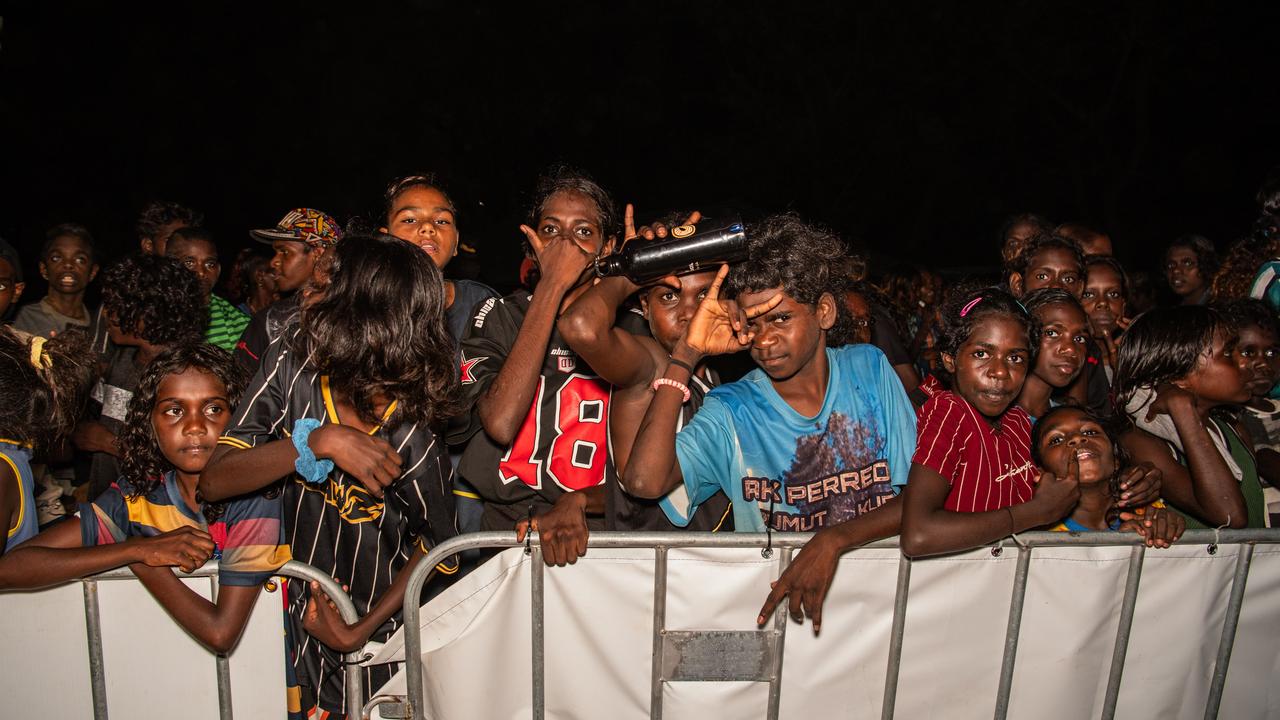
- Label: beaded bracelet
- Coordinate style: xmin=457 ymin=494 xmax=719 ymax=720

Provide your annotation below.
xmin=292 ymin=418 xmax=335 ymax=484
xmin=652 ymin=377 xmax=691 ymax=403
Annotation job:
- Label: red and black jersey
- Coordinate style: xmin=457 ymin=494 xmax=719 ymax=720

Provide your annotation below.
xmin=454 ymin=292 xmax=617 ymax=530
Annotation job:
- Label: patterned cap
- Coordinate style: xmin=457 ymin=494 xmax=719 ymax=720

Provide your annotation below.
xmin=249 ymin=208 xmax=342 ymax=248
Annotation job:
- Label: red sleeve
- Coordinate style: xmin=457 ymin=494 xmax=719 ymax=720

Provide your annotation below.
xmin=912 ymin=393 xmax=965 ymax=483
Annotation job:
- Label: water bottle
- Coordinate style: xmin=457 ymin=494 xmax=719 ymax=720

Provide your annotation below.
xmin=594 ymin=217 xmax=748 ymax=284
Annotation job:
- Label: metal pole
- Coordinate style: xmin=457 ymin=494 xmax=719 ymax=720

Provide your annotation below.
xmin=880 ymin=553 xmax=912 ymax=720
xmin=1203 ymin=543 xmax=1254 ymax=720
xmin=211 ymin=575 xmax=234 ymax=720
xmin=1100 ymin=545 xmax=1145 ymax=720
xmin=530 ymin=548 xmax=546 ymax=720
xmin=275 ymin=561 xmax=366 ymax=720
xmin=765 ymin=547 xmax=793 ymax=720
xmin=83 ymin=580 xmax=109 ymax=720
xmin=649 ymin=545 xmax=668 ymax=720
xmin=992 ymin=546 xmax=1033 ymax=720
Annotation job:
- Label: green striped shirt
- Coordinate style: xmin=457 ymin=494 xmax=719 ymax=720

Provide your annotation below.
xmin=207 ymin=294 xmax=251 ymax=352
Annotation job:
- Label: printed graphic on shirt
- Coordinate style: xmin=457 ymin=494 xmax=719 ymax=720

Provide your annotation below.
xmin=745 ymin=412 xmax=895 ymax=531
xmin=498 ymin=373 xmax=610 ymax=492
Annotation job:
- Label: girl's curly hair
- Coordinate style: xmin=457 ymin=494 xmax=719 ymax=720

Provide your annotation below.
xmin=118 ymin=344 xmax=247 ymax=521
xmin=101 ymin=255 xmax=207 ymax=345
xmin=294 ymin=233 xmax=459 ymax=429
xmin=0 ymin=327 xmax=96 ymax=449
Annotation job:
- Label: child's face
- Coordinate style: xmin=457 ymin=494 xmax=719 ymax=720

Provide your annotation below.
xmin=534 ymin=191 xmax=613 ymax=258
xmin=1012 ymin=248 xmax=1083 ymax=299
xmin=39 ymin=235 xmax=98 ymax=296
xmin=1180 ymin=327 xmax=1251 ymax=406
xmin=270 ymin=239 xmax=318 ymax=294
xmin=641 ymin=271 xmax=715 ymax=353
xmin=1079 ymin=233 xmax=1113 ymax=257
xmin=840 ymin=290 xmax=874 ymax=345
xmin=1033 ymin=302 xmax=1090 ymax=388
xmin=151 ymin=367 xmax=232 ymax=477
xmin=942 ymin=315 xmax=1030 ymax=421
xmin=0 ymin=258 xmax=24 ymax=317
xmin=384 ymin=186 xmax=459 ymax=270
xmin=1036 ymin=408 xmax=1115 ymax=485
xmin=141 ymin=220 xmax=188 ymax=256
xmin=1081 ymin=265 xmax=1125 ymax=334
xmin=741 ymin=287 xmax=835 ymax=382
xmin=1164 ymin=246 xmax=1204 ymax=298
xmin=167 ymin=237 xmax=221 ymax=298
xmin=1235 ymin=324 xmax=1279 ymax=399
xmin=1001 ymin=222 xmax=1039 ymax=264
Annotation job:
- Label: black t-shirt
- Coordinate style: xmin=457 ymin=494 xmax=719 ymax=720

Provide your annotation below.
xmin=445 ymin=279 xmax=500 ymax=347
xmin=219 ymin=331 xmax=457 ymax=713
xmin=454 ymin=291 xmax=623 ymax=530
xmin=233 ymin=295 xmax=300 ymax=376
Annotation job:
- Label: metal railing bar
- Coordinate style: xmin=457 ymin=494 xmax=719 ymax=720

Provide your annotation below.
xmin=650 ymin=545 xmax=668 ymax=720
xmin=531 ymin=548 xmax=546 ymax=720
xmin=765 ymin=547 xmax=793 ymax=720
xmin=211 ymin=574 xmax=234 ymax=720
xmin=83 ymin=579 xmax=109 ymax=720
xmin=880 ymin=553 xmax=912 ymax=720
xmin=993 ymin=546 xmax=1033 ymax=720
xmin=1203 ymin=543 xmax=1255 ymax=720
xmin=1100 ymin=544 xmax=1145 ymax=720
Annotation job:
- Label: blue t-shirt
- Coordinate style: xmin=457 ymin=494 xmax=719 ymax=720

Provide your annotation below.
xmin=672 ymin=345 xmax=917 ymax=532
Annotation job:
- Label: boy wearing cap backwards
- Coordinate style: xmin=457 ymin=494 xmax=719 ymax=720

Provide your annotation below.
xmin=234 ymin=208 xmax=341 ymax=374
xmin=0 ymin=238 xmax=25 ymax=321
xmin=13 ymin=224 xmax=100 ymax=338
xmin=165 ymin=226 xmax=250 ymax=352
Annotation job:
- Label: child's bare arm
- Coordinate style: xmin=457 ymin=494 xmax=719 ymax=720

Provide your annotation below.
xmin=558 ymin=275 xmax=662 ymax=390
xmin=900 ymin=461 xmax=1080 ymax=558
xmin=478 ymin=232 xmax=594 ymax=446
xmin=0 ymin=521 xmax=214 ymax=590
xmin=303 ymin=547 xmax=429 ymax=653
xmin=515 ymin=487 xmax=605 ymax=567
xmin=757 ymin=495 xmax=904 ymax=634
xmin=130 ymin=565 xmax=260 ymax=654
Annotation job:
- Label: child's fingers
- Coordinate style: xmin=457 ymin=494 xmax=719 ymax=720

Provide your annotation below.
xmin=706 ymin=264 xmax=730 ymax=300
xmin=742 ymin=291 xmax=784 ymax=319
xmin=682 ymin=210 xmax=702 ymax=227
xmin=519 ymin=224 xmax=544 ymax=254
xmin=623 ymin=203 xmax=637 ymax=241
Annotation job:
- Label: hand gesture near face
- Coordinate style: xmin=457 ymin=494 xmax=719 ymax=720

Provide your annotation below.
xmin=679 ymin=264 xmax=782 ymax=359
xmin=519 ymin=224 xmax=596 ymax=293
xmin=1033 ymin=452 xmax=1082 ymax=525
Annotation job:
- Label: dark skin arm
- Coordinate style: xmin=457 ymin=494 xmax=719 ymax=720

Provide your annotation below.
xmin=514 ymin=487 xmax=606 ymax=567
xmin=130 ymin=564 xmax=261 ymax=654
xmin=623 ymin=265 xmax=782 ymax=499
xmin=756 ymin=495 xmax=904 ymax=634
xmin=477 ymin=231 xmax=595 ymax=446
xmin=0 ymin=519 xmax=215 ymax=590
xmin=557 ymin=275 xmax=657 ymax=389
xmin=200 ymin=423 xmax=402 ymax=501
xmin=302 ymin=547 xmax=428 ymax=653
xmin=1257 ymin=448 xmax=1280 ymax=489
xmin=900 ymin=458 xmax=1081 ymax=558
xmin=1118 ymin=387 xmax=1248 ymax=528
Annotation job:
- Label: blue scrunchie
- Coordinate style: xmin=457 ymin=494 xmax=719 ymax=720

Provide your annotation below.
xmin=292 ymin=418 xmax=334 ymax=484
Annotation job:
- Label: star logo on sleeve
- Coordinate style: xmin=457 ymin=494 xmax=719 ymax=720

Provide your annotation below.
xmin=459 ymin=352 xmax=488 ymax=384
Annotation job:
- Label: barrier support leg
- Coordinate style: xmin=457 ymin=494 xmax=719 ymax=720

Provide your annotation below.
xmin=649 ymin=546 xmax=668 ymax=720
xmin=1203 ymin=543 xmax=1254 ymax=720
xmin=211 ymin=575 xmax=233 ymax=720
xmin=880 ymin=553 xmax=912 ymax=720
xmin=993 ymin=546 xmax=1032 ymax=720
xmin=531 ymin=548 xmax=545 ymax=720
xmin=83 ymin=579 xmax=109 ymax=720
xmin=1101 ymin=544 xmax=1145 ymax=720
xmin=765 ymin=547 xmax=793 ymax=720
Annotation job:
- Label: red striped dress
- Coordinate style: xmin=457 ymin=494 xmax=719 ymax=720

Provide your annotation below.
xmin=912 ymin=390 xmax=1037 ymax=512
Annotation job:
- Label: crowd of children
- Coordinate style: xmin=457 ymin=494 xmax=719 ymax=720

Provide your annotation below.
xmin=0 ymin=167 xmax=1276 ymax=716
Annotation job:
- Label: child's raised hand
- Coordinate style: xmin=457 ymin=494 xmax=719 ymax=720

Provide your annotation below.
xmin=519 ymin=225 xmax=595 ymax=294
xmin=1117 ymin=505 xmax=1185 ymax=548
xmin=136 ymin=527 xmax=216 ymax=573
xmin=680 ymin=264 xmax=783 ymax=359
xmin=303 ymin=579 xmax=365 ymax=652
xmin=1031 ymin=453 xmax=1082 ymax=525
xmin=1115 ymin=462 xmax=1162 ymax=508
xmin=621 ymin=203 xmax=702 ymax=246
xmin=310 ymin=424 xmax=403 ymax=498
xmin=1146 ymin=382 xmax=1197 ymax=421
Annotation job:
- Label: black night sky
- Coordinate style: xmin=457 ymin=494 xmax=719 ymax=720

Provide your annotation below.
xmin=2 ymin=3 xmax=1277 ymax=294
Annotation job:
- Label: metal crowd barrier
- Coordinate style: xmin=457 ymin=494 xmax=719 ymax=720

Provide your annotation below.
xmin=368 ymin=529 xmax=1280 ymax=720
xmin=69 ymin=559 xmax=365 ymax=720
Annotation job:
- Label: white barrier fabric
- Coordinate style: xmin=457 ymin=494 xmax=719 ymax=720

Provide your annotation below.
xmin=0 ymin=575 xmax=286 ymax=719
xmin=369 ymin=544 xmax=1280 ymax=720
